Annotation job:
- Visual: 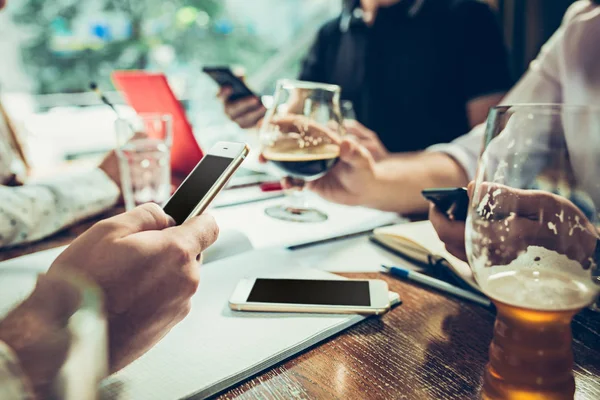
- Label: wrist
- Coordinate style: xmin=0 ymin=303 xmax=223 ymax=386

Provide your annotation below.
xmin=362 ymin=163 xmax=389 ymax=210
xmin=0 ymin=275 xmax=77 ymax=396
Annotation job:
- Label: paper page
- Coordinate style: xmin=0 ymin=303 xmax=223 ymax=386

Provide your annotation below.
xmin=375 ymin=221 xmax=447 ymax=255
xmin=101 ymin=249 xmax=365 ymax=400
xmin=201 ymin=229 xmax=253 ymax=263
xmin=211 ymin=194 xmax=401 ymax=248
xmin=292 ymin=235 xmax=428 ymax=274
xmin=374 ymin=221 xmax=478 ymax=290
xmin=212 ymin=185 xmax=283 ymax=208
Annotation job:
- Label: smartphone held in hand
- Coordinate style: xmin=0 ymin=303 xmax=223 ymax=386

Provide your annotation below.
xmin=163 ymin=141 xmax=249 ymax=225
xmin=422 ymin=187 xmax=469 ymax=221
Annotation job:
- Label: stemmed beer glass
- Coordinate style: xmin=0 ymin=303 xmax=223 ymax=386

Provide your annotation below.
xmin=466 ymin=105 xmax=600 ymax=399
xmin=259 ymin=79 xmax=345 ymax=222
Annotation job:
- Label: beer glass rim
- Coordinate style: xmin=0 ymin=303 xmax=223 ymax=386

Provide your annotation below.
xmin=276 ymin=79 xmax=341 ymax=93
xmin=491 ymin=103 xmax=600 ymax=114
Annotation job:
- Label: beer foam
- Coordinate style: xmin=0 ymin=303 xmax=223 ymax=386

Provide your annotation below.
xmin=263 ymin=144 xmax=340 ymax=162
xmin=475 ymin=246 xmax=598 ymax=310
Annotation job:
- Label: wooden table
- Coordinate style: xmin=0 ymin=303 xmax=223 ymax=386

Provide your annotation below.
xmin=1 ymin=212 xmax=599 ymax=400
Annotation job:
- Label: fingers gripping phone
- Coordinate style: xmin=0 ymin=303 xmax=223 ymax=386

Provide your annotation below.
xmin=163 ymin=141 xmax=249 ymax=225
xmin=229 ymin=278 xmax=391 ymax=315
xmin=203 ymin=66 xmax=256 ymax=101
xmin=422 ymin=187 xmax=469 ymax=221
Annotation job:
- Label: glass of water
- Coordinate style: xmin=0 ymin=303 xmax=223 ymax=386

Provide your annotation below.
xmin=115 ymin=114 xmax=172 ymax=210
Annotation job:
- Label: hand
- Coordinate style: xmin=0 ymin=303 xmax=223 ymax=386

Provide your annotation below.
xmin=259 ymin=115 xmax=377 ymax=206
xmin=48 ymin=203 xmax=219 ymax=372
xmin=343 ymin=120 xmax=388 ymax=161
xmin=307 ymin=138 xmax=379 ymax=206
xmin=0 ymin=275 xmax=81 ymax=398
xmin=99 ymin=132 xmax=148 ymax=202
xmin=266 ymin=114 xmax=342 ymax=147
xmin=470 ymin=183 xmax=597 ymax=269
xmin=431 ymin=182 xmax=598 ymax=268
xmin=217 ymin=87 xmax=266 ymax=129
xmin=429 ymin=201 xmax=468 ymax=261
xmin=98 ymin=150 xmax=121 ymax=187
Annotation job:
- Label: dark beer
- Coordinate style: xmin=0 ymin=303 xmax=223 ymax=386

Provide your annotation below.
xmin=263 ymin=144 xmax=339 ymax=180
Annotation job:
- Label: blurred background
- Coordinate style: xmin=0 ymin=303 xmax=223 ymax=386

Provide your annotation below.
xmin=0 ymin=0 xmax=580 ymax=173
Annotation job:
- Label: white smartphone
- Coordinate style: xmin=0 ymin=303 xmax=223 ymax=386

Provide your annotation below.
xmin=229 ymin=278 xmax=391 ymax=315
xmin=163 ymin=141 xmax=249 ymax=225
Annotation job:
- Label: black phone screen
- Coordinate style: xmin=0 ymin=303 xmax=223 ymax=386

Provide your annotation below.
xmin=247 ymin=279 xmax=371 ymax=306
xmin=203 ymin=67 xmax=254 ymax=101
xmin=422 ymin=187 xmax=469 ymax=221
xmin=163 ymin=155 xmax=232 ymax=225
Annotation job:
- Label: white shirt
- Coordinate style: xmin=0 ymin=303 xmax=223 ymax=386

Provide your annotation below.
xmin=429 ymin=1 xmax=600 ymax=181
xmin=0 ymin=114 xmax=119 ymax=249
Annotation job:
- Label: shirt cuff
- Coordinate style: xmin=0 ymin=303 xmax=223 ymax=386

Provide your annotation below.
xmin=0 ymin=340 xmax=32 ymax=399
xmin=426 ymin=142 xmax=479 ymax=181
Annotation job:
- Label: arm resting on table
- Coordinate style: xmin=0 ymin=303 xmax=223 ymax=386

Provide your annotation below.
xmin=0 ymin=169 xmax=119 ymax=248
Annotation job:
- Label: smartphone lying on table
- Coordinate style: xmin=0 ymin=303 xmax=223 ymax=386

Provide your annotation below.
xmin=422 ymin=187 xmax=469 ymax=221
xmin=229 ymin=278 xmax=391 ymax=315
xmin=163 ymin=141 xmax=249 ymax=225
xmin=202 ymin=66 xmax=256 ymax=101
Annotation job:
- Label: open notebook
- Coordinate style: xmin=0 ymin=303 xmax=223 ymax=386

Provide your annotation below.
xmin=371 ymin=221 xmax=480 ymax=292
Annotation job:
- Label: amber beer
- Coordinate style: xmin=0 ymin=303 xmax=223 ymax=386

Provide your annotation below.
xmin=481 ymin=269 xmax=597 ymax=400
xmin=262 ymin=144 xmax=340 ymax=181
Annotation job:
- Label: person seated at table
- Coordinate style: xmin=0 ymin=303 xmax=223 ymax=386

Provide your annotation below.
xmin=0 ymin=94 xmax=122 ymax=249
xmin=283 ymin=0 xmax=600 ymax=216
xmin=218 ymin=0 xmax=511 ymax=157
xmin=0 ymin=203 xmax=220 ymax=398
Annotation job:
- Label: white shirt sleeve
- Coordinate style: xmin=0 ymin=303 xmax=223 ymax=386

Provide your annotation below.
xmin=0 ymin=340 xmax=31 ymax=399
xmin=0 ymin=169 xmax=119 ymax=249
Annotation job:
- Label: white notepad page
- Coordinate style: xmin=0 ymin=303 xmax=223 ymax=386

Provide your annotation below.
xmin=210 ymin=194 xmax=401 ymax=248
xmin=100 ymin=249 xmax=365 ymax=399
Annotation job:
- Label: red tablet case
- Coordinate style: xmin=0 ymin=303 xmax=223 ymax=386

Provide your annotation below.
xmin=112 ymin=71 xmax=203 ymax=175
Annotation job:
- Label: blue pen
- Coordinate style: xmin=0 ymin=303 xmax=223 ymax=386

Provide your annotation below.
xmin=381 ymin=265 xmax=491 ymax=308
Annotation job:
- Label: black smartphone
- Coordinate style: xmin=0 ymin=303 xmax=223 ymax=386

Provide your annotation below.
xmin=162 ymin=142 xmax=249 ymax=225
xmin=422 ymin=187 xmax=469 ymax=221
xmin=202 ymin=66 xmax=256 ymax=101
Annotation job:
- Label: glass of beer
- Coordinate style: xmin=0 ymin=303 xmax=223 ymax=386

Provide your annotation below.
xmin=260 ymin=79 xmax=344 ymax=222
xmin=466 ymin=104 xmax=600 ymax=399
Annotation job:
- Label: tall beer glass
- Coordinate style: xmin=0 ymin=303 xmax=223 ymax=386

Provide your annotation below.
xmin=260 ymin=79 xmax=345 ymax=222
xmin=466 ymin=105 xmax=600 ymax=399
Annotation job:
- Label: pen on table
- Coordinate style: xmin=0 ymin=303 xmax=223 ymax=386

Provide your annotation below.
xmin=381 ymin=265 xmax=491 ymax=308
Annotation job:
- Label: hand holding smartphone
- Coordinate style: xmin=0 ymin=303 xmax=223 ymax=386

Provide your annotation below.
xmin=422 ymin=187 xmax=469 ymax=221
xmin=203 ymin=66 xmax=256 ymax=102
xmin=163 ymin=141 xmax=249 ymax=225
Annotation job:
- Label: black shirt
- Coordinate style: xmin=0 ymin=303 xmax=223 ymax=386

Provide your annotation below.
xmin=298 ymin=0 xmax=512 ymax=153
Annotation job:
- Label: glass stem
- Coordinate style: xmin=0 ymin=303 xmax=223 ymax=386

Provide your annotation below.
xmin=287 ymin=188 xmax=308 ymax=212
xmin=285 ymin=178 xmax=308 ymax=212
